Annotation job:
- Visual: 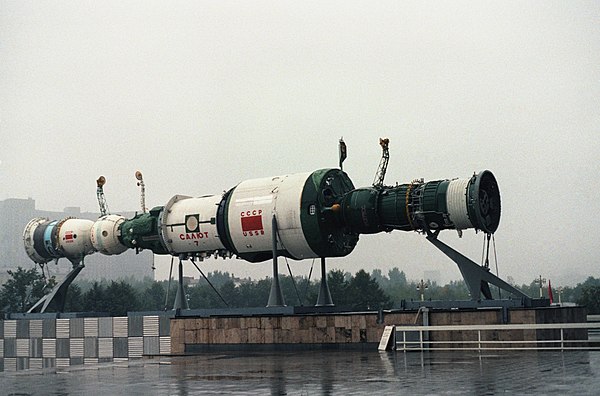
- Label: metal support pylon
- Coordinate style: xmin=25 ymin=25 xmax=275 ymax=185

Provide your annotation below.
xmin=267 ymin=214 xmax=286 ymax=307
xmin=426 ymin=232 xmax=530 ymax=303
xmin=316 ymin=257 xmax=334 ymax=306
xmin=28 ymin=259 xmax=85 ymax=313
xmin=173 ymin=256 xmax=189 ymax=310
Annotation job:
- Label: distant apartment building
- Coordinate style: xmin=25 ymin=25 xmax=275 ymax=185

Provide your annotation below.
xmin=0 ymin=198 xmax=154 ymax=283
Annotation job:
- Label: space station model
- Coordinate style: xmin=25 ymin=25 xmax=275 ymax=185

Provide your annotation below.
xmin=22 ymin=139 xmax=528 ymax=313
xmin=24 ymin=168 xmax=500 ymax=265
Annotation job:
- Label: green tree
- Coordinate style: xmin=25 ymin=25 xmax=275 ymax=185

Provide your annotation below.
xmin=83 ymin=282 xmax=108 ymax=312
xmin=219 ymin=280 xmax=241 ymax=307
xmin=238 ymin=278 xmax=270 ymax=307
xmin=297 ymin=276 xmax=320 ymax=306
xmin=327 ymin=269 xmax=350 ymax=306
xmin=82 ymin=280 xmax=141 ymax=315
xmin=0 ymin=267 xmax=55 ymax=313
xmin=388 ymin=267 xmax=407 ymax=286
xmin=188 ymin=284 xmax=221 ymax=308
xmin=571 ymin=277 xmax=600 ymax=302
xmin=371 ymin=268 xmax=385 ymax=288
xmin=140 ymin=282 xmax=167 ymax=311
xmin=346 ymin=269 xmax=391 ymax=310
xmin=206 ymin=271 xmax=234 ymax=288
xmin=431 ymin=280 xmax=469 ymax=300
xmin=577 ymin=286 xmax=600 ymax=314
xmin=105 ymin=280 xmax=140 ymax=316
xmin=64 ymin=283 xmax=84 ymax=312
xmin=380 ymin=267 xmax=413 ymax=306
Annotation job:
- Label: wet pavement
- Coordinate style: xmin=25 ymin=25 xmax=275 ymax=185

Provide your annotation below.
xmin=1 ymin=350 xmax=599 ymax=395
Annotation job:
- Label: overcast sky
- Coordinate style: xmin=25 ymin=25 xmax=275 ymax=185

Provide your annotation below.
xmin=1 ymin=1 xmax=599 ymax=287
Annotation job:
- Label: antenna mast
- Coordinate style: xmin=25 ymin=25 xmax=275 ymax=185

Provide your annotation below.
xmin=373 ymin=138 xmax=390 ymax=187
xmin=136 ymin=171 xmax=147 ymax=213
xmin=339 ymin=137 xmax=347 ymax=171
xmin=96 ymin=176 xmax=109 ymax=216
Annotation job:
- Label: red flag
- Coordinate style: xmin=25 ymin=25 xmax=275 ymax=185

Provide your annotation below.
xmin=548 ymin=279 xmax=554 ymax=304
xmin=241 ymin=215 xmax=263 ymax=232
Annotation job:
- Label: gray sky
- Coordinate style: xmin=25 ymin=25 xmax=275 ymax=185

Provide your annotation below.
xmin=1 ymin=1 xmax=599 ymax=286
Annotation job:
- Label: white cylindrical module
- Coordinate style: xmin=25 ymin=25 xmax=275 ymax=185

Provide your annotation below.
xmin=91 ymin=215 xmax=128 ymax=255
xmin=227 ymin=175 xmax=280 ymax=256
xmin=271 ymin=172 xmax=319 ymax=259
xmin=160 ymin=194 xmax=225 ymax=255
xmin=446 ymin=178 xmax=472 ymax=230
xmin=226 ymin=172 xmax=315 ymax=260
xmin=56 ymin=218 xmax=95 ymax=259
xmin=23 ymin=217 xmax=96 ymax=263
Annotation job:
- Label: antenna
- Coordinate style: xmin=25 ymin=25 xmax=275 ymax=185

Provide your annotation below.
xmin=372 ymin=138 xmax=390 ymax=187
xmin=339 ymin=137 xmax=347 ymax=170
xmin=96 ymin=176 xmax=109 ymax=216
xmin=136 ymin=170 xmax=147 ymax=213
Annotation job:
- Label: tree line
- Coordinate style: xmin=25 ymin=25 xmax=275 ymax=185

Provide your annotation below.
xmin=1 ymin=266 xmax=599 ymax=316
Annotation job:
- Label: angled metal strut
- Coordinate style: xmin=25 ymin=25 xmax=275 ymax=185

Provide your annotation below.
xmin=426 ymin=231 xmax=530 ymax=303
xmin=28 ymin=260 xmax=86 ymax=313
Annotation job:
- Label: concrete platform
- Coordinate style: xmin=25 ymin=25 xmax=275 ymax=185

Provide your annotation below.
xmin=171 ymin=305 xmax=588 ymax=353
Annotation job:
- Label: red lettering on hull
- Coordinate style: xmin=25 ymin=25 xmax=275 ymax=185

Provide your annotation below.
xmin=242 ymin=230 xmax=265 ymax=237
xmin=179 ymin=232 xmax=209 ymax=240
xmin=240 ymin=209 xmax=263 ymax=217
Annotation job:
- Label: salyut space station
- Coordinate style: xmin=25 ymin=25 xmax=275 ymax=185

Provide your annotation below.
xmin=21 ymin=138 xmax=530 ymax=314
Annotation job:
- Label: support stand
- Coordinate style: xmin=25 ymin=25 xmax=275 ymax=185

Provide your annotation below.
xmin=164 ymin=256 xmax=174 ymax=310
xmin=426 ymin=231 xmax=530 ymax=303
xmin=28 ymin=259 xmax=85 ymax=313
xmin=173 ymin=256 xmax=189 ymax=310
xmin=316 ymin=257 xmax=334 ymax=306
xmin=267 ymin=214 xmax=285 ymax=307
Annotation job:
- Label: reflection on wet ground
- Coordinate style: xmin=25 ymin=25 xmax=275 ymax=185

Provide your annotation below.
xmin=1 ymin=350 xmax=599 ymax=395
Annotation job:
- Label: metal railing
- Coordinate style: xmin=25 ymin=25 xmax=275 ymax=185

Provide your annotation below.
xmin=391 ymin=322 xmax=600 ymax=352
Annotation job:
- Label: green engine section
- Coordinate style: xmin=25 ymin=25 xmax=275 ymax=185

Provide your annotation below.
xmin=339 ymin=182 xmax=448 ymax=234
xmin=339 ymin=170 xmax=500 ymax=235
xmin=378 ymin=180 xmax=451 ymax=232
xmin=118 ymin=206 xmax=169 ymax=254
